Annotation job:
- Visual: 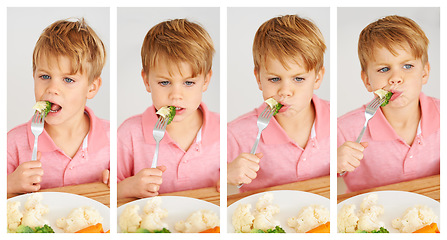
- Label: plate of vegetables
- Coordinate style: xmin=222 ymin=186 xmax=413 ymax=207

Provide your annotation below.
xmin=117 ymin=196 xmax=220 ymax=233
xmin=227 ymin=190 xmax=330 ymax=233
xmin=337 ymin=191 xmax=440 ymax=233
xmin=7 ymin=192 xmax=109 ymax=233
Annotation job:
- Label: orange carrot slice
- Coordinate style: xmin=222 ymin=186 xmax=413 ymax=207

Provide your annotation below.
xmin=413 ymin=223 xmax=440 ymax=233
xmin=75 ymin=223 xmax=104 ymax=233
xmin=200 ymin=226 xmax=220 ymax=233
xmin=306 ymin=222 xmax=330 ymax=233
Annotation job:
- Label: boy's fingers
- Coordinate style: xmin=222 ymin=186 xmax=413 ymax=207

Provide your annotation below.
xmin=157 ymin=165 xmax=167 ymax=172
xmin=102 ymin=169 xmax=109 ymax=184
xmin=360 ymin=142 xmax=369 ymax=148
xmin=244 ymin=154 xmax=260 ymax=164
xmin=246 ymin=161 xmax=260 ymax=172
xmin=345 ymin=141 xmax=366 ymax=151
xmin=255 ymin=152 xmax=264 ymax=159
xmin=37 ymin=151 xmax=42 ymax=161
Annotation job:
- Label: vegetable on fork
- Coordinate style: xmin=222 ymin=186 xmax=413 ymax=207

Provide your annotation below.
xmin=264 ymin=98 xmax=283 ymax=116
xmin=156 ymin=106 xmax=176 ymax=124
xmin=32 ymin=101 xmax=52 ymax=117
xmin=374 ymin=89 xmax=393 ymax=107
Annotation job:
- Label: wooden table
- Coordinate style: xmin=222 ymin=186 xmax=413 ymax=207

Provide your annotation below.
xmin=227 ymin=175 xmax=330 ymax=206
xmin=337 ymin=174 xmax=440 ymax=203
xmin=7 ymin=182 xmax=110 ymax=207
xmin=117 ymin=186 xmax=220 ymax=207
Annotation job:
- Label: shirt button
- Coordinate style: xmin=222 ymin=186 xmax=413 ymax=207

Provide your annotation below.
xmin=409 ymin=155 xmax=413 ymax=159
xmin=303 ymin=158 xmax=306 ymax=162
xmin=69 ymin=166 xmax=74 ymax=170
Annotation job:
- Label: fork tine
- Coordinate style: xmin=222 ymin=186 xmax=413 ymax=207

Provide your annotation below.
xmin=262 ymin=107 xmax=273 ymax=118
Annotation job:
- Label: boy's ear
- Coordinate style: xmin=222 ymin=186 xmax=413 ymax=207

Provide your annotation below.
xmin=202 ymin=70 xmax=212 ymax=92
xmin=87 ymin=77 xmax=102 ymax=99
xmin=422 ymin=61 xmax=430 ymax=85
xmin=141 ymin=69 xmax=151 ymax=93
xmin=254 ymin=68 xmax=262 ymax=91
xmin=361 ymin=70 xmax=374 ymax=92
xmin=313 ymin=67 xmax=325 ymax=90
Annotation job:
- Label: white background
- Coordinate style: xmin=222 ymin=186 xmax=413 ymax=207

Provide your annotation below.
xmin=227 ymin=7 xmax=330 ymax=122
xmin=7 ymin=7 xmax=110 ymax=131
xmin=117 ymin=7 xmax=220 ymax=126
xmin=338 ymin=7 xmax=440 ymax=117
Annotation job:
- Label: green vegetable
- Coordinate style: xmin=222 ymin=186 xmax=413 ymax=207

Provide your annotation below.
xmin=135 ymin=228 xmax=171 ymax=233
xmin=355 ymin=227 xmax=389 ymax=233
xmin=166 ymin=106 xmax=176 ymax=124
xmin=33 ymin=101 xmax=52 ymax=117
xmin=15 ymin=225 xmax=34 ymax=233
xmin=34 ymin=224 xmax=55 ymax=233
xmin=250 ymin=226 xmax=285 ymax=233
xmin=381 ymin=92 xmax=393 ymax=107
xmin=272 ymin=103 xmax=283 ymax=116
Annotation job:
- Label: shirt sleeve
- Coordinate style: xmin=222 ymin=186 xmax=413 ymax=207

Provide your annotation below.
xmin=227 ymin=124 xmax=241 ymax=163
xmin=117 ymin=125 xmax=135 ymax=182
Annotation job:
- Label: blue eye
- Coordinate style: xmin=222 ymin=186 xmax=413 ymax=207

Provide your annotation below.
xmin=185 ymin=81 xmax=195 ymax=86
xmin=378 ymin=67 xmax=390 ymax=73
xmin=159 ymin=81 xmax=170 ymax=86
xmin=40 ymin=75 xmax=50 ymax=80
xmin=64 ymin=78 xmax=74 ymax=83
xmin=403 ymin=64 xmax=413 ymax=69
xmin=268 ymin=77 xmax=280 ymax=83
xmin=294 ymin=77 xmax=304 ymax=82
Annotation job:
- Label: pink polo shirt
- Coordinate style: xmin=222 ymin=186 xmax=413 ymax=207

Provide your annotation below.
xmin=7 ymin=107 xmax=110 ymax=189
xmin=337 ymin=92 xmax=440 ymax=192
xmin=117 ymin=102 xmax=220 ymax=194
xmin=228 ymin=95 xmax=330 ymax=192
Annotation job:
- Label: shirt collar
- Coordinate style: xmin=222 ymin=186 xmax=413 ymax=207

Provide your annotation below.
xmin=261 ymin=95 xmax=329 ymax=145
xmin=142 ymin=102 xmax=216 ymax=145
xmin=27 ymin=106 xmax=108 ymax=153
xmin=369 ymin=92 xmax=439 ymax=141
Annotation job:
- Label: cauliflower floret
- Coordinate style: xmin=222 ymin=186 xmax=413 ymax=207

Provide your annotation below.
xmin=288 ymin=205 xmax=329 ymax=233
xmin=357 ymin=194 xmax=384 ymax=232
xmin=337 ymin=204 xmax=359 ymax=233
xmin=21 ymin=193 xmax=49 ymax=228
xmin=232 ymin=203 xmax=255 ymax=233
xmin=140 ymin=197 xmax=168 ymax=231
xmin=392 ymin=205 xmax=437 ymax=233
xmin=175 ymin=210 xmax=219 ymax=233
xmin=56 ymin=206 xmax=103 ymax=233
xmin=253 ymin=204 xmax=280 ymax=231
xmin=119 ymin=205 xmax=142 ymax=233
xmin=7 ymin=201 xmax=23 ymax=232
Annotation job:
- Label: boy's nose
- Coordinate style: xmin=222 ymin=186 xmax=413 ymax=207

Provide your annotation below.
xmin=278 ymin=83 xmax=292 ymax=97
xmin=46 ymin=81 xmax=60 ymax=95
xmin=389 ymin=71 xmax=403 ymax=85
xmin=169 ymin=85 xmax=183 ymax=100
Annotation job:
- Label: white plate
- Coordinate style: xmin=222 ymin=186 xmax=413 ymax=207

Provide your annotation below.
xmin=227 ymin=190 xmax=330 ymax=233
xmin=7 ymin=192 xmax=110 ymax=233
xmin=117 ymin=196 xmax=220 ymax=233
xmin=337 ymin=191 xmax=440 ymax=233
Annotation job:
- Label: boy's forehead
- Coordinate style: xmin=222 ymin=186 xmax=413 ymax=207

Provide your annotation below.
xmin=35 ymin=53 xmax=84 ymax=76
xmin=262 ymin=54 xmax=305 ymax=71
xmin=369 ymin=44 xmax=417 ymax=63
xmin=151 ymin=58 xmax=195 ymax=78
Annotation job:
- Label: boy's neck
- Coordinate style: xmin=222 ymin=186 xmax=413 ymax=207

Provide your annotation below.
xmin=45 ymin=112 xmax=90 ymax=146
xmin=382 ymin=101 xmax=421 ymax=145
xmin=275 ymin=102 xmax=315 ymax=148
xmin=166 ymin=108 xmax=203 ymax=151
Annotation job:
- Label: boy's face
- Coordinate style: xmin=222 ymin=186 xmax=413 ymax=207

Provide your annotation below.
xmin=34 ymin=55 xmax=101 ymax=126
xmin=142 ymin=60 xmax=211 ymax=123
xmin=255 ymin=57 xmax=324 ymax=118
xmin=361 ymin=45 xmax=430 ymax=109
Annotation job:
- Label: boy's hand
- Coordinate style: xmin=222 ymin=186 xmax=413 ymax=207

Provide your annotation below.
xmin=216 ymin=179 xmax=220 ymax=193
xmin=117 ymin=166 xmax=166 ymax=199
xmin=227 ymin=153 xmax=263 ymax=186
xmin=337 ymin=142 xmax=368 ymax=173
xmin=7 ymin=152 xmax=44 ymax=194
xmin=101 ymin=169 xmax=110 ymax=187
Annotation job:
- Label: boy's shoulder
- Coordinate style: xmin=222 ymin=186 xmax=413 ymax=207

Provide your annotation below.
xmin=118 ymin=113 xmax=144 ymax=132
xmin=228 ymin=109 xmax=257 ymax=131
xmin=8 ymin=122 xmax=29 ymax=140
xmin=337 ymin=105 xmax=366 ymax=128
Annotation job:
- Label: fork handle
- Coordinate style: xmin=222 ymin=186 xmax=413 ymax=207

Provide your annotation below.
xmin=151 ymin=141 xmax=160 ymax=168
xmin=356 ymin=121 xmax=368 ymax=143
xmin=32 ymin=138 xmax=38 ymax=161
xmin=250 ymin=131 xmax=262 ymax=154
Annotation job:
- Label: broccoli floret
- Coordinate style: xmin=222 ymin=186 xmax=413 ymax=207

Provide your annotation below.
xmin=15 ymin=225 xmax=34 ymax=233
xmin=381 ymin=92 xmax=393 ymax=107
xmin=136 ymin=228 xmax=151 ymax=233
xmin=355 ymin=227 xmax=389 ymax=233
xmin=250 ymin=229 xmax=265 ymax=233
xmin=156 ymin=106 xmax=176 ymax=124
xmin=34 ymin=224 xmax=55 ymax=233
xmin=166 ymin=106 xmax=176 ymax=124
xmin=32 ymin=101 xmax=52 ymax=117
xmin=265 ymin=226 xmax=286 ymax=233
xmin=153 ymin=228 xmax=171 ymax=233
xmin=272 ymin=103 xmax=283 ymax=116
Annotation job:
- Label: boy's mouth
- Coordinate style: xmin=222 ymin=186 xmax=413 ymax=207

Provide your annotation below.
xmin=174 ymin=107 xmax=185 ymax=115
xmin=389 ymin=90 xmax=402 ymax=101
xmin=49 ymin=102 xmax=62 ymax=113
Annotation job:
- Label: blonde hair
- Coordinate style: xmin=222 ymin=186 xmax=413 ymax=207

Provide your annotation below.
xmin=141 ymin=19 xmax=215 ymax=77
xmin=33 ymin=18 xmax=106 ymax=82
xmin=358 ymin=15 xmax=429 ymax=71
xmin=253 ymin=15 xmax=326 ymax=73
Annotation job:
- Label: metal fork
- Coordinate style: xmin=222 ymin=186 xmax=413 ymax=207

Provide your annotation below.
xmin=340 ymin=96 xmax=385 ymax=175
xmin=151 ymin=116 xmax=168 ymax=168
xmin=31 ymin=112 xmax=45 ymax=161
xmin=238 ymin=106 xmax=274 ymax=188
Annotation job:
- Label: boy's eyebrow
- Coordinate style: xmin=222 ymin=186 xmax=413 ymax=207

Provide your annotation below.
xmin=265 ymin=70 xmax=307 ymax=76
xmin=154 ymin=73 xmax=195 ymax=80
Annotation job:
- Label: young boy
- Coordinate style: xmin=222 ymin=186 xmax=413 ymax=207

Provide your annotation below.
xmin=227 ymin=15 xmax=330 ymax=192
xmin=117 ymin=19 xmax=220 ymax=199
xmin=337 ymin=15 xmax=439 ymax=192
xmin=7 ymin=18 xmax=110 ymax=193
